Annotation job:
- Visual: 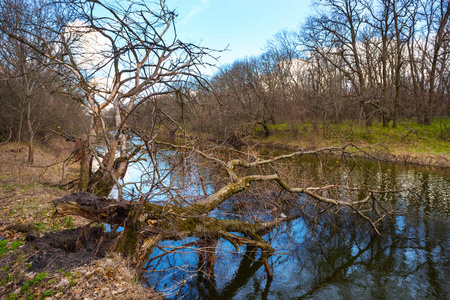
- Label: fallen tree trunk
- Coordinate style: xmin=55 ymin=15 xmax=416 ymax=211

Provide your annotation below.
xmin=52 ymin=144 xmax=406 ymax=278
xmin=52 ymin=192 xmax=279 ymax=277
xmin=53 ymin=192 xmax=130 ymax=225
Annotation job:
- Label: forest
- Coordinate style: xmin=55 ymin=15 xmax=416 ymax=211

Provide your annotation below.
xmin=0 ymin=0 xmax=449 ymax=299
xmin=1 ymin=0 xmax=449 ymax=152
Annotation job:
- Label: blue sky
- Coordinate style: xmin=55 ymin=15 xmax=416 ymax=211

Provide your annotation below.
xmin=169 ymin=0 xmax=312 ymax=68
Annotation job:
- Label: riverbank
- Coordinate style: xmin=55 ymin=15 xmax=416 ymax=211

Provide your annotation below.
xmin=253 ymin=118 xmax=450 ymax=168
xmin=257 ymin=140 xmax=450 ymax=168
xmin=0 ymin=142 xmax=162 ymax=300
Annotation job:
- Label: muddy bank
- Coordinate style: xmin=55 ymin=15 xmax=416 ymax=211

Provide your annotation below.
xmin=0 ymin=221 xmax=163 ymax=300
xmin=25 ymin=227 xmax=117 ymax=273
xmin=381 ymin=152 xmax=449 ymax=168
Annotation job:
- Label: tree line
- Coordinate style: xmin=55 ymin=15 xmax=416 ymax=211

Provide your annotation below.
xmin=185 ymin=0 xmax=449 ymax=138
xmin=1 ymin=0 xmax=449 ymax=158
xmin=0 ymin=0 xmax=88 ymax=163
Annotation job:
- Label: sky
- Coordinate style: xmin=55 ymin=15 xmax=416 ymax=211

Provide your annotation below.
xmin=169 ymin=0 xmax=312 ymax=70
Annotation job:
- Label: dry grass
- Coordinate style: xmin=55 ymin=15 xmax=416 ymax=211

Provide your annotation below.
xmin=0 ymin=141 xmax=163 ymax=300
xmin=0 ymin=140 xmax=78 ymax=187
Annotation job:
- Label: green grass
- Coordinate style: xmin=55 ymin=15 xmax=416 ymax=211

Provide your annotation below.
xmin=21 ymin=272 xmax=47 ymax=294
xmin=343 ymin=118 xmax=449 ymax=153
xmin=64 ymin=271 xmax=78 ymax=286
xmin=0 ymin=240 xmax=24 ymax=257
xmin=41 ymin=290 xmax=54 ymax=298
xmin=0 ymin=184 xmax=15 ymax=191
xmin=62 ymin=216 xmax=74 ymax=229
xmin=0 ymin=240 xmax=8 ymax=256
xmin=267 ymin=123 xmax=289 ymax=131
xmin=260 ymin=117 xmax=450 ymax=155
xmin=2 ymin=271 xmax=60 ymax=300
xmin=0 ymin=275 xmax=14 ymax=286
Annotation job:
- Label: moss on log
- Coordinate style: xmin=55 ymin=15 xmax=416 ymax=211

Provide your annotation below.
xmin=52 ymin=192 xmax=277 ymax=276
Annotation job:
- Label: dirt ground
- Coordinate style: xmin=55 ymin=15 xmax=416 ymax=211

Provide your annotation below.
xmin=0 ymin=141 xmax=163 ymax=300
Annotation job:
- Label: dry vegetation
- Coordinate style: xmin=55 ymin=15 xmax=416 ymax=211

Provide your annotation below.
xmin=0 ymin=141 xmax=162 ymax=300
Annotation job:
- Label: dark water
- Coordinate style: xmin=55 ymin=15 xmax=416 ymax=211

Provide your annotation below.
xmin=126 ymin=154 xmax=450 ymax=299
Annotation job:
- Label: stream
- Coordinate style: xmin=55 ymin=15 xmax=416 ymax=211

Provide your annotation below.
xmin=115 ymin=151 xmax=450 ymax=299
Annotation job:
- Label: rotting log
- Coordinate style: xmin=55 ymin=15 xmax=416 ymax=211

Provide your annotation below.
xmin=52 ymin=192 xmax=130 ymax=225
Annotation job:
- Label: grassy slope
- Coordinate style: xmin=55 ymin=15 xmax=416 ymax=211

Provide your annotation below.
xmin=256 ymin=118 xmax=450 ymax=167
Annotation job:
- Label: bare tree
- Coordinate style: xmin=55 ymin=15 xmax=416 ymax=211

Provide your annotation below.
xmin=301 ymin=0 xmax=375 ymax=125
xmin=1 ymin=0 xmax=215 ymax=193
xmin=210 ymin=57 xmax=278 ymax=138
xmin=424 ymin=0 xmax=450 ymax=124
xmin=0 ymin=0 xmax=49 ymax=163
xmin=0 ymin=0 xmax=84 ymax=162
xmin=362 ymin=0 xmax=414 ymax=128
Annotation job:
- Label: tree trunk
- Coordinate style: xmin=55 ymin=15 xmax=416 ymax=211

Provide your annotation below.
xmin=363 ymin=102 xmax=372 ymax=127
xmin=115 ymin=223 xmax=162 ymax=271
xmin=86 ymin=156 xmax=128 ymax=197
xmin=261 ymin=121 xmax=271 ymax=137
xmin=28 ymin=133 xmax=34 ymax=165
xmin=17 ymin=110 xmax=23 ymax=145
xmin=26 ymin=101 xmax=34 ymax=164
xmin=79 ymin=153 xmax=91 ymax=192
xmin=74 ymin=138 xmax=92 ymax=192
xmin=86 ymin=168 xmax=116 ymax=197
xmin=382 ymin=114 xmax=389 ymax=128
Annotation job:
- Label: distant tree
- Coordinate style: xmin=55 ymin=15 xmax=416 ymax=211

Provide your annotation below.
xmin=362 ymin=0 xmax=415 ymax=128
xmin=0 ymin=0 xmax=84 ymax=162
xmin=301 ymin=0 xmax=374 ymax=125
xmin=210 ymin=57 xmax=277 ymax=137
xmin=423 ymin=0 xmax=450 ymax=124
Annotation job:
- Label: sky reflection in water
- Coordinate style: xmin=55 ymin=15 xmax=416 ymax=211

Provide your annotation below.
xmin=120 ymin=152 xmax=449 ymax=299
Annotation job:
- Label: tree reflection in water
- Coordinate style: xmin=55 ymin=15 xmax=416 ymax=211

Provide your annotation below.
xmin=141 ymin=159 xmax=449 ymax=299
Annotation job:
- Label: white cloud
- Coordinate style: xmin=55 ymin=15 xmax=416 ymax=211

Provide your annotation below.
xmin=178 ymin=0 xmax=210 ymax=25
xmin=64 ymin=20 xmax=111 ymax=72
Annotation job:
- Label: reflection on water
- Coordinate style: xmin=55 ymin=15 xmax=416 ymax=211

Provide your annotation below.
xmin=136 ymin=154 xmax=449 ymax=299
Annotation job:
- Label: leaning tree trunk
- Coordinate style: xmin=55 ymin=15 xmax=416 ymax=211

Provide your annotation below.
xmin=86 ymin=168 xmax=117 ymax=198
xmin=85 ymin=98 xmax=137 ymax=197
xmin=86 ymin=155 xmax=130 ymax=197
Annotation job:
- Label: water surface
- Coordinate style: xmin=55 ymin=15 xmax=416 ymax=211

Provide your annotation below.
xmin=122 ymin=153 xmax=449 ymax=299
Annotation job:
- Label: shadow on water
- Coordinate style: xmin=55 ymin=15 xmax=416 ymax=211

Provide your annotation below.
xmin=133 ymin=154 xmax=449 ymax=299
